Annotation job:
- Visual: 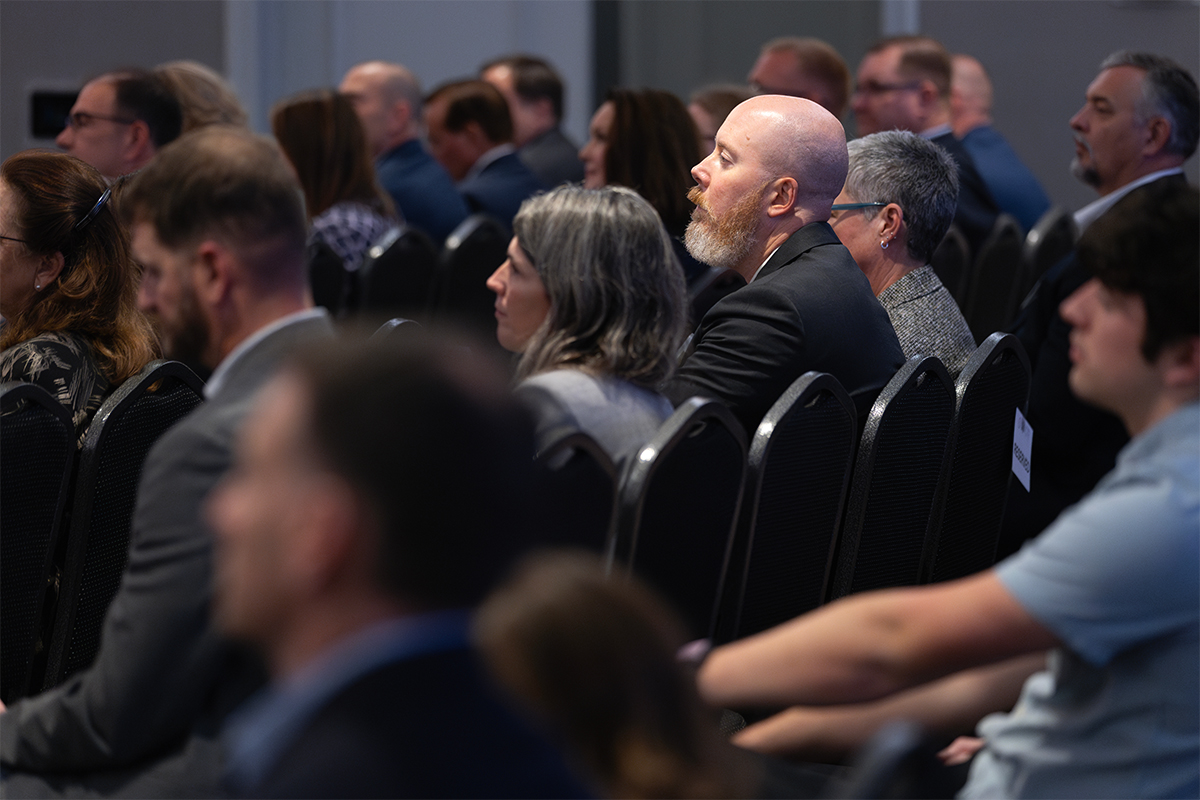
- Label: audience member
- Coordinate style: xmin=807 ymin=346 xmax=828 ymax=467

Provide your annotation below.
xmin=339 ymin=61 xmax=468 ymax=243
xmin=852 ymin=36 xmax=999 ymax=255
xmin=0 ymin=127 xmax=333 ymax=796
xmin=272 ymin=89 xmax=397 ymax=272
xmin=663 ymin=95 xmax=903 ymax=435
xmin=487 ymin=185 xmax=688 ymax=465
xmin=481 ymin=54 xmax=584 ymax=187
xmin=0 ymin=151 xmax=157 ymax=434
xmin=579 ymin=89 xmax=707 ymax=283
xmin=748 ymin=36 xmax=851 ymax=120
xmin=424 ymin=79 xmax=545 ymax=230
xmin=699 ymin=180 xmax=1200 ymax=800
xmin=476 ymin=551 xmax=761 ymax=799
xmin=949 ymin=54 xmax=1050 ymax=232
xmin=689 ymin=83 xmax=754 ymax=156
xmin=1003 ymin=51 xmax=1198 ymax=556
xmin=830 ymin=130 xmax=975 ymax=375
xmin=212 ymin=335 xmax=590 ymax=798
xmin=55 ymin=69 xmax=182 ymax=181
xmin=154 ymin=60 xmax=248 ymax=133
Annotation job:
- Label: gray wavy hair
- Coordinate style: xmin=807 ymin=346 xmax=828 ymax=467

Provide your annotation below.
xmin=512 ymin=185 xmax=689 ymax=388
xmin=844 ymin=130 xmax=959 ymax=264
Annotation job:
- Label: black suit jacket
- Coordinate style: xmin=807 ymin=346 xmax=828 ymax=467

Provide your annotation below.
xmin=245 ymin=648 xmax=591 ymax=799
xmin=932 ymin=131 xmax=1001 ymax=257
xmin=459 ymin=152 xmax=546 ymax=232
xmin=664 ymin=222 xmax=905 ymax=435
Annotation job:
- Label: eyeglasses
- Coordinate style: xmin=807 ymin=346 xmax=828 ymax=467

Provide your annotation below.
xmin=63 ymin=111 xmax=137 ymax=130
xmin=831 ymin=202 xmax=888 ymax=211
xmin=853 ymin=81 xmax=921 ymax=96
xmin=0 ymin=234 xmax=29 ymax=244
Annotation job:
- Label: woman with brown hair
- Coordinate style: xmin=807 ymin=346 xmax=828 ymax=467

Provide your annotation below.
xmin=578 ymin=88 xmax=707 ymax=284
xmin=0 ymin=150 xmax=157 ymax=433
xmin=271 ymin=89 xmax=397 ymax=272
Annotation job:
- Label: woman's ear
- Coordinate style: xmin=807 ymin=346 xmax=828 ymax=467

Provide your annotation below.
xmin=34 ymin=251 xmax=65 ymax=290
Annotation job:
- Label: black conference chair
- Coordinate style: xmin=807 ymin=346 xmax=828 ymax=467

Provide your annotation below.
xmin=961 ymin=214 xmax=1024 ymax=342
xmin=1 ymin=383 xmax=76 ymax=704
xmin=830 ymin=356 xmax=955 ymax=599
xmin=306 ymin=239 xmax=350 ymax=317
xmin=356 ymin=225 xmax=439 ymax=320
xmin=1017 ymin=206 xmax=1077 ymax=312
xmin=921 ymin=334 xmax=1031 ymax=584
xmin=611 ymin=398 xmax=747 ymax=639
xmin=714 ymin=372 xmax=857 ymax=644
xmin=41 ymin=361 xmax=205 ymax=690
xmin=688 ymin=266 xmax=745 ymax=327
xmin=370 ymin=317 xmax=425 ymax=342
xmin=429 ymin=214 xmax=509 ymax=338
xmin=930 ymin=224 xmax=971 ymax=304
xmin=532 ymin=429 xmax=619 ymax=553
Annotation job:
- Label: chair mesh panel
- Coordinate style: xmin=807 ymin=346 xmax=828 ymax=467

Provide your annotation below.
xmin=736 ymin=388 xmax=855 ymax=639
xmin=58 ymin=377 xmax=203 ymax=681
xmin=840 ymin=366 xmax=954 ymax=596
xmin=930 ymin=225 xmax=971 ymax=302
xmin=431 ymin=215 xmax=508 ymax=337
xmin=929 ymin=343 xmax=1030 ymax=582
xmin=307 ymin=241 xmax=348 ymax=315
xmin=1 ymin=390 xmax=73 ymax=703
xmin=964 ymin=215 xmax=1023 ymax=341
xmin=360 ymin=227 xmax=439 ymax=319
xmin=626 ymin=414 xmax=745 ymax=639
xmin=533 ymin=433 xmax=617 ymax=553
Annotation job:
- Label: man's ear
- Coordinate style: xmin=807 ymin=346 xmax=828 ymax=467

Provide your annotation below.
xmin=125 ymin=119 xmax=153 ymax=163
xmin=1158 ymin=335 xmax=1200 ymax=393
xmin=193 ymin=240 xmax=235 ymax=307
xmin=917 ymin=79 xmax=940 ymax=113
xmin=1143 ymin=116 xmax=1172 ymax=158
xmin=765 ymin=177 xmax=798 ymax=217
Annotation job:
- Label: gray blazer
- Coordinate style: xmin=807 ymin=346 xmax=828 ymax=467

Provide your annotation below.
xmin=0 ymin=312 xmax=335 ymax=797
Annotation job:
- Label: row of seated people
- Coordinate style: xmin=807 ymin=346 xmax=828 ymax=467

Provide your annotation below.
xmin=1 ymin=59 xmax=1196 ymax=797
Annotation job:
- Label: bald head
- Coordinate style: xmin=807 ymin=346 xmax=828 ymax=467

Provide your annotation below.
xmin=339 ymin=61 xmax=423 ymax=156
xmin=950 ymin=54 xmax=993 ymax=136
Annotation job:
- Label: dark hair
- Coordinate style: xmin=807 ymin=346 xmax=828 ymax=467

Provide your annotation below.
xmin=604 ymin=88 xmax=702 ymax=235
xmin=513 ymin=186 xmax=689 ymax=388
xmin=481 ymin=55 xmax=565 ymax=121
xmin=271 ymin=89 xmax=395 ymax=219
xmin=425 ymin=80 xmax=513 ymax=144
xmin=121 ymin=126 xmax=308 ymax=287
xmin=1100 ymin=51 xmax=1200 ymax=160
xmin=290 ymin=333 xmax=537 ymax=609
xmin=154 ymin=60 xmax=248 ymax=133
xmin=0 ymin=151 xmax=157 ymax=383
xmin=107 ymin=69 xmax=183 ymax=148
xmin=760 ymin=37 xmax=851 ymax=118
xmin=869 ymin=35 xmax=952 ymax=99
xmin=1077 ymin=181 xmax=1199 ymax=361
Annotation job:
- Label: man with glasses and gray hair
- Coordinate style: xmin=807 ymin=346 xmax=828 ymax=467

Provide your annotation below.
xmin=56 ymin=69 xmax=182 ymax=181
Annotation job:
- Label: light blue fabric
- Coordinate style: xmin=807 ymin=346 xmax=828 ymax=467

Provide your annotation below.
xmin=962 ymin=403 xmax=1199 ymax=799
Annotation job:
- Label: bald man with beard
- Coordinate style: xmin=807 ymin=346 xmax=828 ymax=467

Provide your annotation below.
xmin=664 ymin=95 xmax=904 ymax=435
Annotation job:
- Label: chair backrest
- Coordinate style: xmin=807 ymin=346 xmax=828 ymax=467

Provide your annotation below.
xmin=1018 ymin=206 xmax=1077 ymax=306
xmin=42 ymin=360 xmax=205 ymax=689
xmin=688 ymin=266 xmax=745 ymax=327
xmin=430 ymin=213 xmax=509 ymax=337
xmin=532 ymin=430 xmax=618 ymax=553
xmin=612 ymin=398 xmax=747 ymax=639
xmin=306 ymin=239 xmax=350 ymax=317
xmin=929 ymin=224 xmax=971 ymax=304
xmin=961 ymin=214 xmax=1024 ymax=342
xmin=370 ymin=317 xmax=425 ymax=342
xmin=921 ymin=334 xmax=1031 ymax=583
xmin=830 ymin=356 xmax=954 ymax=599
xmin=0 ymin=383 xmax=75 ymax=703
xmin=356 ymin=225 xmax=439 ymax=319
xmin=715 ymin=372 xmax=857 ymax=644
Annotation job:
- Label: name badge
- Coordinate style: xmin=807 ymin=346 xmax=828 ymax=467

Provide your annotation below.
xmin=1012 ymin=408 xmax=1033 ymax=492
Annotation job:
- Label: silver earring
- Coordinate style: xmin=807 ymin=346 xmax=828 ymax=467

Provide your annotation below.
xmin=34 ymin=284 xmax=41 ymax=291
xmin=880 ymin=239 xmax=889 ymax=250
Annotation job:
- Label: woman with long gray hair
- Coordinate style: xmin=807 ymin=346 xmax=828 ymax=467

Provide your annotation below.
xmin=486 ymin=184 xmax=689 ymax=464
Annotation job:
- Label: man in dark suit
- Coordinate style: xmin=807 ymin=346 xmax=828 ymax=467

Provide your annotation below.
xmin=340 ymin=61 xmax=468 ymax=243
xmin=852 ymin=36 xmax=1000 ymax=256
xmin=0 ymin=127 xmax=334 ymax=797
xmin=481 ymin=55 xmax=584 ymax=187
xmin=664 ymin=95 xmax=904 ymax=435
xmin=424 ymin=79 xmax=545 ymax=231
xmin=211 ymin=336 xmax=589 ymax=798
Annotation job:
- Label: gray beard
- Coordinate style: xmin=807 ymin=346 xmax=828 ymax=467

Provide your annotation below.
xmin=684 ymin=217 xmax=754 ymax=272
xmin=1070 ymin=155 xmax=1101 ymax=189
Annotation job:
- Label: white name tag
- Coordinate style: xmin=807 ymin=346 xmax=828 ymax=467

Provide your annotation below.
xmin=1012 ymin=408 xmax=1033 ymax=492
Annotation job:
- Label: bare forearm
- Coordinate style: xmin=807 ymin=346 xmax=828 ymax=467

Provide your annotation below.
xmin=732 ymin=653 xmax=1046 ymax=762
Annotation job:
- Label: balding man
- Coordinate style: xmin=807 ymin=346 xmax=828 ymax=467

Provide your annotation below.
xmin=950 ymin=54 xmax=1050 ymax=231
xmin=748 ymin=37 xmax=851 ymax=121
xmin=339 ymin=61 xmax=468 ymax=243
xmin=852 ymin=36 xmax=999 ymax=254
xmin=664 ymin=95 xmax=904 ymax=435
xmin=56 ymin=69 xmax=182 ymax=181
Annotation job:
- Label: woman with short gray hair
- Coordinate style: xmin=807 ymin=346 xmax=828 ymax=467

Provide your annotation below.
xmin=486 ymin=184 xmax=689 ymax=463
xmin=829 ymin=130 xmax=977 ymax=376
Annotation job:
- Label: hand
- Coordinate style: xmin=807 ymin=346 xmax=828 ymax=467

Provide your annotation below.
xmin=938 ymin=735 xmax=984 ymax=766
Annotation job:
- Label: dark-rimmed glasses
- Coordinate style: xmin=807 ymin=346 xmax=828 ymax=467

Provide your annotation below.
xmin=831 ymin=202 xmax=888 ymax=212
xmin=0 ymin=234 xmax=29 ymax=244
xmin=63 ymin=111 xmax=137 ymax=130
xmin=853 ymin=81 xmax=921 ymax=96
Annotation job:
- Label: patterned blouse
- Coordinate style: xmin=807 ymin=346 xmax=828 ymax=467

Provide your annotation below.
xmin=1 ymin=331 xmax=110 ymax=436
xmin=310 ymin=202 xmax=396 ymax=272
